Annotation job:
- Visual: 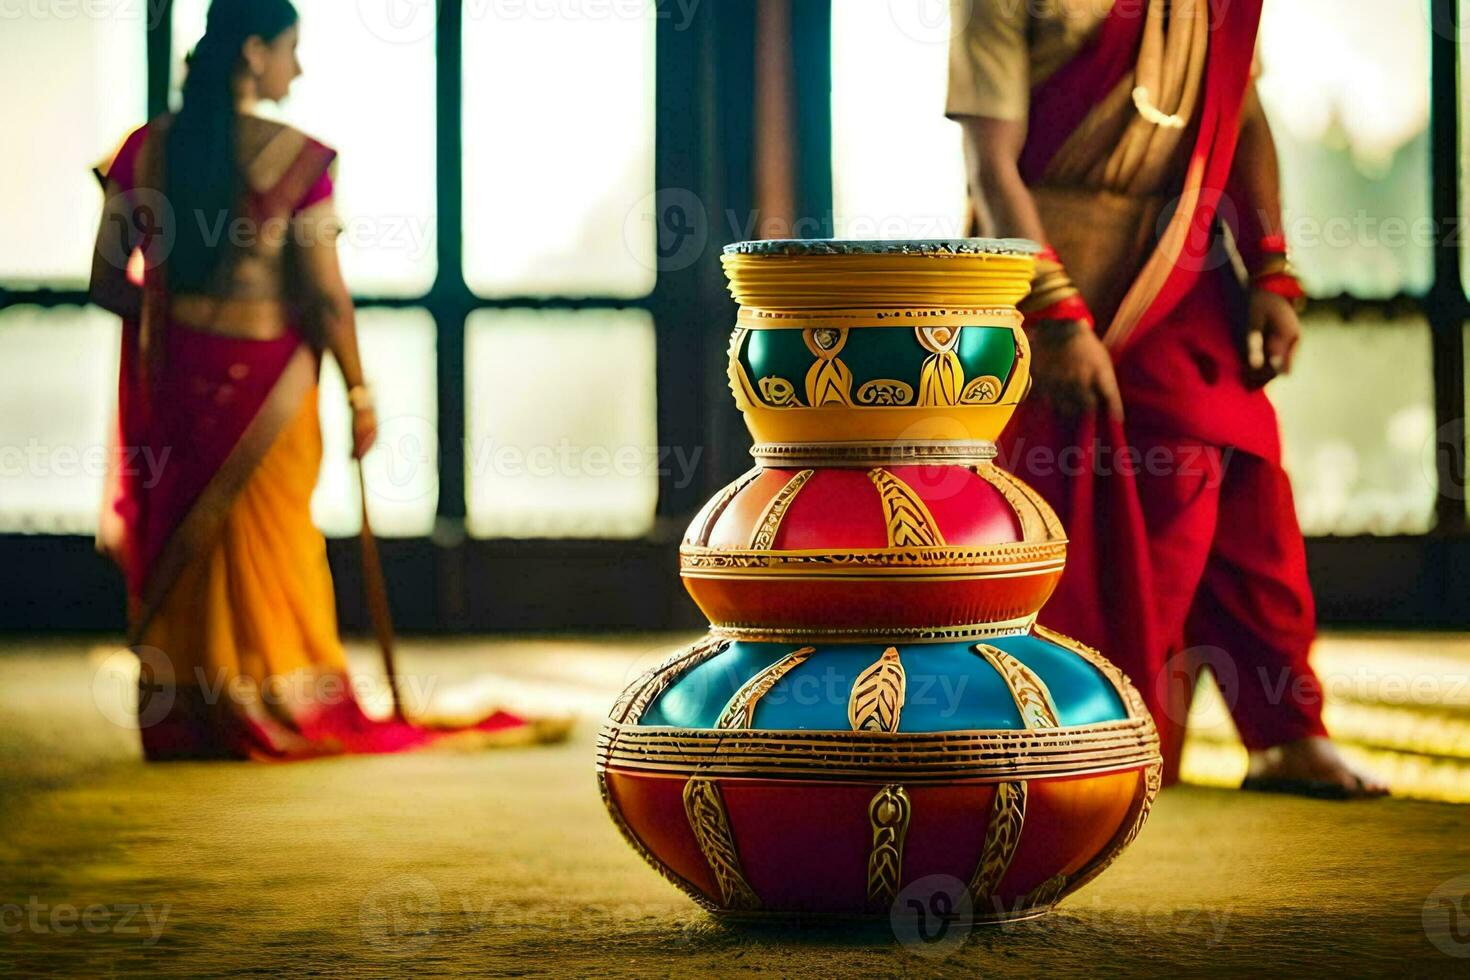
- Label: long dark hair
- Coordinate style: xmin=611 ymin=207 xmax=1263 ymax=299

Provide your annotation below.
xmin=166 ymin=0 xmax=298 ymax=292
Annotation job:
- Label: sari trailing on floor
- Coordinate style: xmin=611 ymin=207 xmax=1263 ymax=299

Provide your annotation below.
xmin=949 ymin=0 xmax=1326 ymax=779
xmin=98 ymin=116 xmax=556 ymax=760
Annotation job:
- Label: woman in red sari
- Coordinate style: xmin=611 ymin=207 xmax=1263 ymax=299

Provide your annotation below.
xmin=947 ymin=0 xmax=1384 ymax=796
xmin=90 ymin=0 xmax=565 ymax=760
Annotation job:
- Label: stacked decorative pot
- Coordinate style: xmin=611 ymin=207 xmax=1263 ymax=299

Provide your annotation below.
xmin=598 ymin=240 xmax=1161 ymax=921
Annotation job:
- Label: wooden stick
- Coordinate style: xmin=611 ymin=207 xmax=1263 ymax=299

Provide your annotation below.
xmin=357 ymin=461 xmax=407 ymax=721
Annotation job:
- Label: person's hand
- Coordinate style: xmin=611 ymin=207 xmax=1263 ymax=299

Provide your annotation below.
xmin=1029 ymin=319 xmax=1124 ymax=421
xmin=352 ymin=405 xmax=378 ymax=460
xmin=1244 ymin=288 xmax=1301 ymax=388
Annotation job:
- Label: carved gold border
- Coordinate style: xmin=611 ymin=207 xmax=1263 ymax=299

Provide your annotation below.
xmin=748 ymin=440 xmax=999 ymax=468
xmin=1054 ymin=760 xmax=1162 ymax=901
xmin=598 ymin=717 xmax=1162 ymax=784
xmin=597 ymin=767 xmax=717 ymax=912
xmin=680 ymin=540 xmax=1068 ymax=575
xmin=736 ymin=306 xmax=1024 ymax=331
xmin=973 ymin=464 xmax=1066 ymax=543
xmin=607 ymin=634 xmax=729 ymax=726
xmin=685 ymin=465 xmax=761 ymax=546
xmin=716 ymin=647 xmax=814 ymax=729
xmin=706 ymin=617 xmax=1038 ymax=645
xmin=1033 ymin=623 xmax=1149 ymax=721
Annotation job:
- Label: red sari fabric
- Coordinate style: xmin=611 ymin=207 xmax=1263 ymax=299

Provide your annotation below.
xmin=1004 ymin=0 xmax=1326 ymax=778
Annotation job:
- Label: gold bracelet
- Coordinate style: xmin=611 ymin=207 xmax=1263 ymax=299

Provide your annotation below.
xmin=347 ymin=384 xmax=374 ymax=412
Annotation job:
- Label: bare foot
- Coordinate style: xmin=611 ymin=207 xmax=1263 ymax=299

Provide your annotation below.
xmin=1243 ymin=736 xmax=1389 ymax=799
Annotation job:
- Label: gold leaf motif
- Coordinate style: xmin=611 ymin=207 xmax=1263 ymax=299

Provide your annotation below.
xmin=866 ymin=784 xmax=911 ymax=908
xmin=966 ymin=780 xmax=1027 ymax=904
xmin=848 ymin=647 xmax=906 ymax=733
xmin=758 ymin=376 xmax=799 ymax=407
xmin=716 ymin=647 xmax=814 ymax=729
xmin=868 ymin=468 xmax=946 ymax=548
xmin=959 ymin=374 xmax=1005 ymax=405
xmin=855 ymin=379 xmax=915 ymax=406
xmin=748 ymin=469 xmax=814 ymax=550
xmin=804 ymin=357 xmax=854 ymax=406
xmin=976 ymin=644 xmax=1060 ymax=729
xmin=683 ymin=777 xmax=761 ymax=910
xmin=917 ymin=351 xmax=964 ymax=406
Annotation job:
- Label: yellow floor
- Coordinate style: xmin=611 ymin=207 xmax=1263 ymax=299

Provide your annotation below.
xmin=0 ymin=632 xmax=1466 ymax=976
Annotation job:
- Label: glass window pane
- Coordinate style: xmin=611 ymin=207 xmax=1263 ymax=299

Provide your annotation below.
xmin=0 ymin=14 xmax=146 ymax=287
xmin=1258 ymin=0 xmax=1431 ymax=297
xmin=465 ymin=309 xmax=658 ymax=538
xmin=462 ymin=5 xmax=656 ymax=297
xmin=0 ymin=307 xmax=121 ymax=533
xmin=1271 ymin=313 xmax=1436 ymax=535
xmin=172 ymin=1 xmax=437 ymax=296
xmin=313 ymin=310 xmax=438 ymax=538
xmin=831 ymin=2 xmax=966 ymax=238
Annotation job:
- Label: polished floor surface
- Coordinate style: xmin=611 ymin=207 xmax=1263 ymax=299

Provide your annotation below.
xmin=1 ymin=632 xmax=1466 ymax=977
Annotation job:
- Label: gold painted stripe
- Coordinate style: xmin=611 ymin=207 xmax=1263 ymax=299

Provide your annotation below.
xmin=1063 ymin=761 xmax=1162 ymax=897
xmin=685 ymin=466 xmax=761 ymax=546
xmin=598 ymin=768 xmax=716 ymax=911
xmin=1020 ymin=873 xmax=1069 ymax=911
xmin=866 ymin=785 xmax=911 ymax=909
xmin=683 ymin=777 xmax=761 ymax=911
xmin=708 ymin=618 xmax=1036 ymax=646
xmin=966 ymin=780 xmax=1027 ymax=905
xmin=973 ymin=463 xmax=1059 ymax=542
xmin=608 ymin=634 xmax=728 ymax=725
xmin=748 ymin=469 xmax=815 ymax=550
xmin=976 ymin=644 xmax=1061 ymax=729
xmin=1032 ymin=623 xmax=1148 ymax=721
xmin=848 ymin=647 xmax=905 ymax=733
xmin=680 ymin=540 xmax=1066 ymax=566
xmin=869 ymin=468 xmax=946 ymax=548
xmin=716 ymin=647 xmax=814 ymax=729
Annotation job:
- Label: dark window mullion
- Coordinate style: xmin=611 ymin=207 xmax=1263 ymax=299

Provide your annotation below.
xmin=1429 ymin=0 xmax=1468 ymax=533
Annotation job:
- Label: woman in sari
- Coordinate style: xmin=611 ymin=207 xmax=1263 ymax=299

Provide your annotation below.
xmin=90 ymin=0 xmax=565 ymax=760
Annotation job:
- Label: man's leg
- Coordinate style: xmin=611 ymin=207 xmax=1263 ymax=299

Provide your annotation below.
xmin=1185 ymin=451 xmax=1386 ymax=795
xmin=1128 ymin=431 xmax=1225 ymax=782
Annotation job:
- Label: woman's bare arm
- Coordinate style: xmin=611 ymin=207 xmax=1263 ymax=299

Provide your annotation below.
xmin=293 ymin=216 xmax=376 ymax=457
